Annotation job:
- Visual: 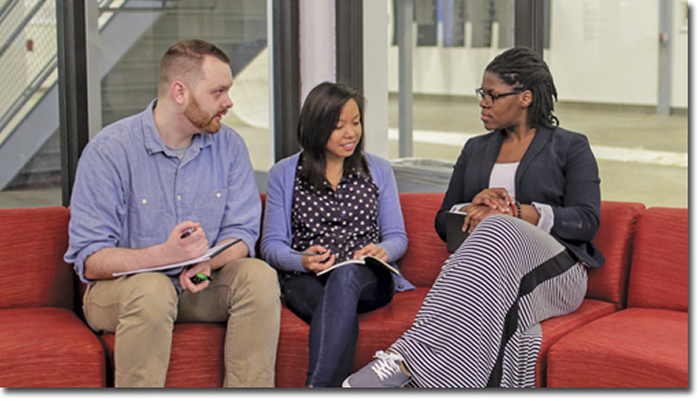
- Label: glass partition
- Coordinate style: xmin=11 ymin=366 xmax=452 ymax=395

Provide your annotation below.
xmin=388 ymin=0 xmax=516 ymax=191
xmin=0 ymin=0 xmax=272 ymax=208
xmin=99 ymin=0 xmax=271 ymax=172
xmin=544 ymin=0 xmax=687 ymax=208
xmin=0 ymin=0 xmax=61 ymax=208
xmin=387 ymin=0 xmax=687 ymax=208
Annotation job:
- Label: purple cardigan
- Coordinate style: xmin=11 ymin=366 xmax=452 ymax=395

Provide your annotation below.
xmin=261 ymin=152 xmax=415 ymax=292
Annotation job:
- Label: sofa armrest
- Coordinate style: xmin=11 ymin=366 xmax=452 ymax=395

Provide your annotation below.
xmin=0 ymin=207 xmax=73 ymax=309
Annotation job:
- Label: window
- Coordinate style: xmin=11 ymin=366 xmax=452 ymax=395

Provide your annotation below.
xmin=387 ymin=0 xmax=687 ymax=208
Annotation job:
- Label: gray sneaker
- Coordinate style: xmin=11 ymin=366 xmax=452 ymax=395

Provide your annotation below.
xmin=342 ymin=350 xmax=411 ymax=388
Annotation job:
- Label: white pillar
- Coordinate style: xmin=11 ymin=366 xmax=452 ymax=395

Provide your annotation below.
xmin=362 ymin=0 xmax=389 ymax=158
xmin=299 ymin=1 xmax=336 ymax=102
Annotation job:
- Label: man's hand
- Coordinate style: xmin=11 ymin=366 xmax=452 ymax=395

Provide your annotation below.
xmin=83 ymin=220 xmax=210 ymax=280
xmin=179 ymin=261 xmax=212 ymax=293
xmin=163 ymin=221 xmax=209 ymax=264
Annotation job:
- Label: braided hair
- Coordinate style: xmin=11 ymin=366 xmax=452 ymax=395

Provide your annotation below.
xmin=485 ymin=47 xmax=559 ymax=128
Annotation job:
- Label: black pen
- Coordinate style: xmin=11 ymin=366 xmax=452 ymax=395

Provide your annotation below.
xmin=289 ymin=250 xmax=324 ymax=256
xmin=180 ymin=227 xmax=196 ymax=239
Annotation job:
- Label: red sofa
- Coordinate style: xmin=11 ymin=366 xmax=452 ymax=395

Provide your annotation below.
xmin=0 ymin=195 xmax=688 ymax=388
xmin=547 ymin=207 xmax=688 ymax=387
xmin=0 ymin=207 xmax=105 ymax=387
xmin=276 ymin=194 xmax=650 ymax=387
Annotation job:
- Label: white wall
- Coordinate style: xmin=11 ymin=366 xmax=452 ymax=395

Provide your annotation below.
xmin=363 ymin=0 xmax=390 ymax=158
xmin=387 ymin=0 xmax=688 ymax=109
xmin=548 ymin=0 xmax=659 ymax=105
xmin=296 ymin=0 xmax=390 ymax=158
xmin=299 ymin=1 xmax=336 ymax=101
xmin=671 ymin=0 xmax=688 ymax=108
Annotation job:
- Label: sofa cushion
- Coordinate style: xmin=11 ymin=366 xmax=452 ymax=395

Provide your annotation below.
xmin=0 ymin=207 xmax=73 ymax=309
xmin=277 ymin=292 xmax=621 ymax=388
xmin=275 ymin=307 xmax=311 ymax=387
xmin=546 ymin=308 xmax=688 ymax=387
xmin=536 ymin=298 xmax=617 ymax=387
xmin=397 ymin=193 xmax=450 ymax=287
xmin=628 ymin=207 xmax=688 ymax=311
xmin=586 ymin=201 xmax=645 ymax=308
xmin=99 ymin=323 xmax=226 ymax=387
xmin=275 ymin=287 xmax=429 ymax=387
xmin=0 ymin=307 xmax=106 ymax=387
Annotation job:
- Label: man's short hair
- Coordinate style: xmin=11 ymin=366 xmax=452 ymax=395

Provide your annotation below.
xmin=158 ymin=39 xmax=231 ymax=95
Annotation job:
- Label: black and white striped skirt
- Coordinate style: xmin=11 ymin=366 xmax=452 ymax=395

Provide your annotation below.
xmin=390 ymin=214 xmax=587 ymax=387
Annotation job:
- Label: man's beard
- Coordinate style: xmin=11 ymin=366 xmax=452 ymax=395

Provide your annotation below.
xmin=184 ymin=96 xmax=224 ymax=134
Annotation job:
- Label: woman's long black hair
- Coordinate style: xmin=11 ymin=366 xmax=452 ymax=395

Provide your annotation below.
xmin=297 ymin=82 xmax=369 ymax=191
xmin=485 ymin=46 xmax=559 ymax=128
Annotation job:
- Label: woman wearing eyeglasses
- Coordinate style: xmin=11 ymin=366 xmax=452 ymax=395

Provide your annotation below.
xmin=344 ymin=47 xmax=604 ymax=388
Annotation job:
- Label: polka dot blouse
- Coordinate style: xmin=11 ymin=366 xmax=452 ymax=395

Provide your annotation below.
xmin=291 ymin=162 xmax=380 ymax=263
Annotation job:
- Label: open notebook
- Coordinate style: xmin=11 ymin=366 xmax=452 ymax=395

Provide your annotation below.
xmin=112 ymin=238 xmax=241 ymax=277
xmin=316 ymin=255 xmax=399 ymax=276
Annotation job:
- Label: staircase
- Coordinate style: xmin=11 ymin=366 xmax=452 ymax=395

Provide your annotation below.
xmin=1 ymin=0 xmax=267 ymax=190
xmin=101 ymin=1 xmax=266 ymax=126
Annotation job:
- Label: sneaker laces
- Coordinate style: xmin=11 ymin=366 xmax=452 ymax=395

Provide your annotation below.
xmin=371 ymin=350 xmax=404 ymax=380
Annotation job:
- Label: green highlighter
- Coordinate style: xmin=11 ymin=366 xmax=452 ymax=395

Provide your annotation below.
xmin=190 ymin=273 xmax=211 ymax=285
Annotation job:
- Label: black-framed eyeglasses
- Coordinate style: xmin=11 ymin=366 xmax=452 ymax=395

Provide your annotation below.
xmin=475 ymin=88 xmax=524 ymax=106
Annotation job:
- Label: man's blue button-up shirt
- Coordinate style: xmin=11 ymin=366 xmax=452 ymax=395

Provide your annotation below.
xmin=64 ymin=99 xmax=261 ymax=288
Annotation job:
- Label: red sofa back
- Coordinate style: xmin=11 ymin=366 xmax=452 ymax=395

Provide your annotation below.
xmin=2 ymin=196 xmax=647 ymax=313
xmin=627 ymin=207 xmax=688 ymax=311
xmin=396 ymin=193 xmax=450 ymax=287
xmin=586 ymin=201 xmax=645 ymax=309
xmin=0 ymin=207 xmax=73 ymax=310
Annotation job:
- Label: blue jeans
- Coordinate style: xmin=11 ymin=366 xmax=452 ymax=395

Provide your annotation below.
xmin=281 ymin=264 xmax=394 ymax=387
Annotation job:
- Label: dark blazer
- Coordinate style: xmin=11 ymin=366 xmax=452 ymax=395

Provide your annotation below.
xmin=435 ymin=125 xmax=605 ymax=268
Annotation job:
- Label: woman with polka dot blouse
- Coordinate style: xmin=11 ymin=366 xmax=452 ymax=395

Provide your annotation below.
xmin=261 ymin=82 xmax=414 ymax=387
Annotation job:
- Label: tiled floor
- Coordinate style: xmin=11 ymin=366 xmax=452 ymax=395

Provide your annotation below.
xmin=0 ymin=96 xmax=688 ymax=209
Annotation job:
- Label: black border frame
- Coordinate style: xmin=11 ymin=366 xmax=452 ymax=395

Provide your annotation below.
xmin=272 ymin=0 xmax=301 ymax=162
xmin=57 ymin=0 xmax=90 ymax=207
xmin=515 ymin=0 xmax=546 ymax=56
xmin=336 ymin=0 xmax=364 ymax=94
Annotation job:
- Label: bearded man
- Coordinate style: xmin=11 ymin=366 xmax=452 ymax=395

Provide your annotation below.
xmin=64 ymin=39 xmax=280 ymax=387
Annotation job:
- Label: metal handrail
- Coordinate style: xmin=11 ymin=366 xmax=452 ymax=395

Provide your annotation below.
xmin=0 ymin=0 xmax=20 ymax=27
xmin=0 ymin=0 xmax=51 ymax=136
xmin=0 ymin=0 xmax=198 ymax=144
xmin=0 ymin=0 xmax=129 ymax=140
xmin=0 ymin=0 xmax=47 ymax=60
xmin=0 ymin=55 xmax=57 ymax=136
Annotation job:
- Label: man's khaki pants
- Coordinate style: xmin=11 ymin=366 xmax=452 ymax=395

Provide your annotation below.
xmin=82 ymin=258 xmax=281 ymax=387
